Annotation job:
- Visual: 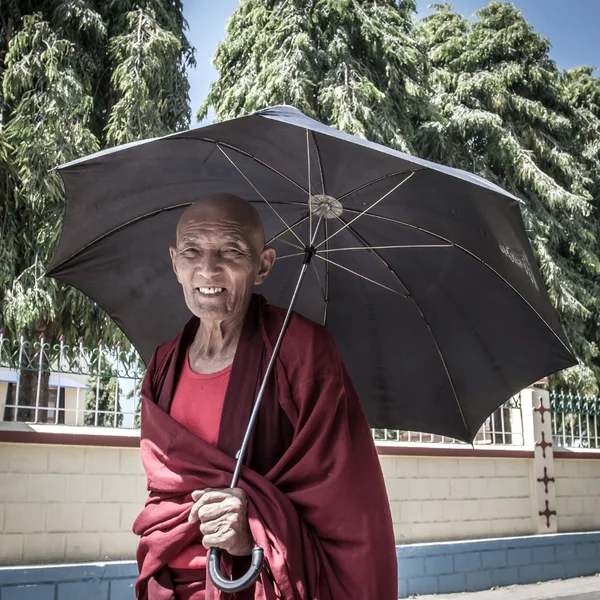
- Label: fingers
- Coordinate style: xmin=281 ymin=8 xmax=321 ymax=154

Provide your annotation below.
xmin=192 ymin=488 xmax=246 ymax=503
xmin=188 ymin=488 xmax=246 ymax=523
xmin=201 ymin=528 xmax=236 ymax=551
xmin=196 ymin=499 xmax=232 ymax=523
xmin=199 ymin=512 xmax=241 ymax=536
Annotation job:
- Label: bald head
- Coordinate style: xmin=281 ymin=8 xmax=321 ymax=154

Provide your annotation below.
xmin=177 ymin=194 xmax=265 ymax=251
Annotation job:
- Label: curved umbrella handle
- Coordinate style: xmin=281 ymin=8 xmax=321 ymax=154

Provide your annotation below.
xmin=208 ymin=546 xmax=264 ymax=593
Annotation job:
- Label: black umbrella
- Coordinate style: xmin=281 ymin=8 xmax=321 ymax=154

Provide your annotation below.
xmin=47 ymin=105 xmax=575 ymax=590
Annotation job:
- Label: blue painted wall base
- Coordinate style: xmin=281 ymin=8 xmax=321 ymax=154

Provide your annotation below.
xmin=397 ymin=531 xmax=600 ymax=598
xmin=1 ymin=532 xmax=599 ymax=598
xmin=0 ymin=562 xmax=137 ymax=600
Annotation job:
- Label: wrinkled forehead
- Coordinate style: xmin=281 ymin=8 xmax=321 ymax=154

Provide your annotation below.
xmin=176 ymin=205 xmax=263 ymax=246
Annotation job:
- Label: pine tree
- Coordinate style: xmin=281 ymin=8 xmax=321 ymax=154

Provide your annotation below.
xmin=199 ymin=0 xmax=430 ymax=152
xmin=0 ymin=1 xmax=194 ymax=419
xmin=561 ymin=66 xmax=600 ymax=379
xmin=416 ymin=1 xmax=600 ymax=392
xmin=562 ymin=67 xmax=600 ymax=202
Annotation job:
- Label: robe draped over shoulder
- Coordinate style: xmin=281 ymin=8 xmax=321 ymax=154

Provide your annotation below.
xmin=134 ymin=294 xmax=398 ymax=599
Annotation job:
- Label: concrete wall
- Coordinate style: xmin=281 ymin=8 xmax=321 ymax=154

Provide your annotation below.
xmin=0 ymin=383 xmax=6 ymax=421
xmin=554 ymin=457 xmax=600 ymax=532
xmin=381 ymin=454 xmax=534 ymax=543
xmin=0 ymin=443 xmax=145 ymax=564
xmin=2 ymin=437 xmax=600 ymax=566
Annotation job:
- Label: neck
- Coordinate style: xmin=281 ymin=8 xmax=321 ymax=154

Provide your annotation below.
xmin=190 ymin=308 xmax=247 ymax=362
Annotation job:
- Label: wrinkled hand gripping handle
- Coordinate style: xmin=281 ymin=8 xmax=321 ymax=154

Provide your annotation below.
xmin=208 ymin=547 xmax=264 ymax=593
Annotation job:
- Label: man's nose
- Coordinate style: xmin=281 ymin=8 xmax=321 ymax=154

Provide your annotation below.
xmin=195 ymin=251 xmax=223 ymax=278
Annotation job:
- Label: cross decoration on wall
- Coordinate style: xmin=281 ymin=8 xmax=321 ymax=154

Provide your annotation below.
xmin=533 ymin=394 xmax=551 ymax=424
xmin=538 ymin=500 xmax=557 ymax=528
xmin=535 ymin=431 xmax=552 ymax=458
xmin=536 ymin=466 xmax=555 ymax=494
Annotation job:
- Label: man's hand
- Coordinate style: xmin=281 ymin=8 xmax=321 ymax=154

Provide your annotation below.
xmin=189 ymin=488 xmax=253 ymax=556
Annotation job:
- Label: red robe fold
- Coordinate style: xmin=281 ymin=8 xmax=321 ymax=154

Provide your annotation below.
xmin=134 ymin=294 xmax=398 ymax=599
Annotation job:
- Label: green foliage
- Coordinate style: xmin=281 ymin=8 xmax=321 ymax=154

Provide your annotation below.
xmin=415 ymin=1 xmax=600 ymax=393
xmin=199 ymin=0 xmax=431 ymax=152
xmin=85 ymin=372 xmax=121 ymax=427
xmin=201 ymin=0 xmax=600 ymax=393
xmin=0 ymin=0 xmax=193 ymax=346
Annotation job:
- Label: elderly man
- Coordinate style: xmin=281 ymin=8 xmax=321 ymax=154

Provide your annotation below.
xmin=133 ymin=194 xmax=397 ymax=599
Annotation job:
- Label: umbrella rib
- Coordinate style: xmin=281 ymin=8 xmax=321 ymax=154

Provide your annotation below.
xmin=267 ymin=215 xmax=310 ymax=248
xmin=313 ymin=254 xmax=408 ymax=298
xmin=217 ymin=144 xmax=305 ymax=246
xmin=341 ymin=209 xmax=573 ymax=357
xmin=323 ymin=219 xmax=330 ymax=326
xmin=276 ymin=239 xmax=304 ymax=251
xmin=48 ymin=200 xmax=308 ymax=273
xmin=47 ymin=202 xmax=194 ymax=273
xmin=311 ymin=131 xmax=326 ymax=195
xmin=186 ymin=137 xmax=310 ymax=195
xmin=315 ymin=171 xmax=415 ymax=250
xmin=311 ymin=259 xmax=327 ymax=304
xmin=307 ymin=130 xmax=313 ymax=245
xmin=337 ymin=168 xmax=423 ymax=202
xmin=321 ymin=244 xmax=453 ymax=252
xmin=305 ymin=129 xmax=312 ymax=251
xmin=341 ymin=220 xmax=470 ymax=438
xmin=275 ymin=251 xmax=306 ymax=260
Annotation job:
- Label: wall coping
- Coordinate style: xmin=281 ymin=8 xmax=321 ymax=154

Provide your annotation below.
xmin=0 ymin=423 xmax=140 ymax=447
xmin=376 ymin=442 xmax=533 ymax=458
xmin=1 ymin=423 xmax=600 ymax=459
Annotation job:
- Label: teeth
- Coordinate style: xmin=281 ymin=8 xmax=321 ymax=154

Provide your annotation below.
xmin=199 ymin=287 xmax=223 ymax=295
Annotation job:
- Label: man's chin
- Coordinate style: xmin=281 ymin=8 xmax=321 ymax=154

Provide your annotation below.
xmin=188 ymin=296 xmax=233 ymax=320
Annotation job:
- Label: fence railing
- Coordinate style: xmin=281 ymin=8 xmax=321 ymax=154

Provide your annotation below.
xmin=0 ymin=334 xmax=143 ymax=428
xmin=2 ymin=336 xmax=598 ymax=448
xmin=373 ymin=395 xmax=524 ymax=446
xmin=550 ymin=391 xmax=600 ymax=449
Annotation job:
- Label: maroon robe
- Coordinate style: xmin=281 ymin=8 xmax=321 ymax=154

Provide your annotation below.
xmin=133 ymin=294 xmax=398 ymax=599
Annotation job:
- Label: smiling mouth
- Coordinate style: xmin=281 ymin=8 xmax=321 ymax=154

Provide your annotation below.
xmin=197 ymin=287 xmax=225 ymax=296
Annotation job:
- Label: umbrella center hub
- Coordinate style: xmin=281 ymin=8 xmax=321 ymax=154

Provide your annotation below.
xmin=309 ymin=194 xmax=343 ymax=219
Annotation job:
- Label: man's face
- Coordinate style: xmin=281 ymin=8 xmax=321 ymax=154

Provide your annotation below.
xmin=170 ymin=204 xmax=275 ymax=322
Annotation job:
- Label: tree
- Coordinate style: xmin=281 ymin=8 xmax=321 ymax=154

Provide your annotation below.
xmin=0 ymin=1 xmax=194 ymax=419
xmin=416 ymin=1 xmax=600 ymax=393
xmin=85 ymin=372 xmax=121 ymax=428
xmin=199 ymin=0 xmax=431 ymax=152
xmin=561 ymin=66 xmax=600 ymax=378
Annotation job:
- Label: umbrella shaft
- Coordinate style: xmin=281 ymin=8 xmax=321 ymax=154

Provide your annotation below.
xmin=230 ymin=245 xmax=317 ymax=487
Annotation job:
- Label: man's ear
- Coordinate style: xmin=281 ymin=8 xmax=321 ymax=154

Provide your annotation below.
xmin=255 ymin=247 xmax=276 ymax=286
xmin=169 ymin=246 xmax=181 ymax=283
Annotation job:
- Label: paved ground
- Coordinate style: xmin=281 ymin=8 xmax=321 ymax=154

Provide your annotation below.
xmin=414 ymin=575 xmax=600 ymax=599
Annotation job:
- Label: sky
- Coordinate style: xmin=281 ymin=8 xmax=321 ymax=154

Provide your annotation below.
xmin=182 ymin=0 xmax=600 ymax=125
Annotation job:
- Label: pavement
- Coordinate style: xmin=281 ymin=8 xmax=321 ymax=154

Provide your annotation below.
xmin=414 ymin=575 xmax=600 ymax=599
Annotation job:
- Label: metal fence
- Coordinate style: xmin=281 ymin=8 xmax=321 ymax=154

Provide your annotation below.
xmin=0 ymin=333 xmax=143 ymax=428
xmin=550 ymin=391 xmax=600 ymax=449
xmin=3 ymin=335 xmax=597 ymax=449
xmin=373 ymin=395 xmax=524 ymax=446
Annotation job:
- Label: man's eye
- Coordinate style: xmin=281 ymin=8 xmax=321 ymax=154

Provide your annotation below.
xmin=223 ymin=248 xmax=241 ymax=255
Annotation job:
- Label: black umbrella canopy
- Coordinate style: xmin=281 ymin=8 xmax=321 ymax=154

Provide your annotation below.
xmin=47 ymin=106 xmax=576 ymax=442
